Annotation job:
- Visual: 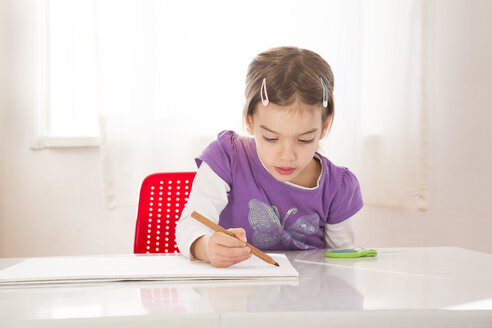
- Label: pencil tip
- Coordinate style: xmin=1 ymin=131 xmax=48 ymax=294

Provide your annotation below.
xmin=275 ymin=262 xmax=279 ymax=267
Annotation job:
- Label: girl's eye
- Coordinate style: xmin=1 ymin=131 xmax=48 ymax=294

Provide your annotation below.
xmin=298 ymin=139 xmax=314 ymax=144
xmin=263 ymin=136 xmax=278 ymax=142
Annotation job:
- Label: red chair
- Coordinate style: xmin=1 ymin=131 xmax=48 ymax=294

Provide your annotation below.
xmin=134 ymin=172 xmax=196 ymax=254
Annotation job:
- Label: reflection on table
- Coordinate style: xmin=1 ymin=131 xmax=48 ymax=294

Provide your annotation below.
xmin=1 ymin=247 xmax=492 ymax=327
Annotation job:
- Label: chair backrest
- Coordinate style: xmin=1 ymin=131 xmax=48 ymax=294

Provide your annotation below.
xmin=134 ymin=172 xmax=196 ymax=254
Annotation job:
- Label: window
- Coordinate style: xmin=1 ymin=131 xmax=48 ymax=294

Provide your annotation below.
xmin=32 ymin=0 xmax=99 ymax=148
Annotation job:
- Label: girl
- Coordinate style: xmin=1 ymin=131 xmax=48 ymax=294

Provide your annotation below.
xmin=176 ymin=46 xmax=363 ymax=268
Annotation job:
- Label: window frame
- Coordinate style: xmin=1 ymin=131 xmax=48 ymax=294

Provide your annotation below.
xmin=31 ymin=0 xmax=100 ymax=150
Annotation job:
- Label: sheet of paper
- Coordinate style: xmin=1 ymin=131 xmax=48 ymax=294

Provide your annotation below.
xmin=0 ymin=253 xmax=298 ymax=285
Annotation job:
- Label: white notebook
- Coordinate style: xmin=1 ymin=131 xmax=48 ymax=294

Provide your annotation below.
xmin=0 ymin=253 xmax=298 ymax=285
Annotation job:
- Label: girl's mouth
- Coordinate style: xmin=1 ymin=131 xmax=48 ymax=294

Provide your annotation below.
xmin=274 ymin=167 xmax=296 ymax=175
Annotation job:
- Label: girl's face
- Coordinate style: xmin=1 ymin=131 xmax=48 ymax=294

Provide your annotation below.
xmin=247 ymin=100 xmax=330 ymax=187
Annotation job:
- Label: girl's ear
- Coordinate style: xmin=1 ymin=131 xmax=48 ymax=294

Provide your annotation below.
xmin=320 ymin=117 xmax=332 ymax=139
xmin=246 ymin=116 xmax=254 ymax=135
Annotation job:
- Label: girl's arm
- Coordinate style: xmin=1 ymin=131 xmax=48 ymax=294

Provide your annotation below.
xmin=175 ymin=162 xmax=251 ymax=267
xmin=323 ymin=215 xmax=357 ymax=249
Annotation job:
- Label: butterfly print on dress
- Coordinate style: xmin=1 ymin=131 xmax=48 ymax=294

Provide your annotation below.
xmin=247 ymin=199 xmax=321 ymax=249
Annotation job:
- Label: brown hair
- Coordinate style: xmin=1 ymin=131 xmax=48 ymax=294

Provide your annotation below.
xmin=243 ymin=46 xmax=335 ymax=127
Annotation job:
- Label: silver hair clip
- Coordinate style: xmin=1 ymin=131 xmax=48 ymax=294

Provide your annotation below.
xmin=260 ymin=78 xmax=269 ymax=107
xmin=320 ymin=77 xmax=328 ymax=108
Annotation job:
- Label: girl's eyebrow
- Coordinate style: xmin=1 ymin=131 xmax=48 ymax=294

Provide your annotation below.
xmin=260 ymin=125 xmax=318 ymax=136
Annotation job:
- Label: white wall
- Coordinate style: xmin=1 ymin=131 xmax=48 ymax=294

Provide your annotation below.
xmin=1 ymin=0 xmax=491 ymax=258
xmin=355 ymin=0 xmax=492 ymax=253
xmin=1 ymin=0 xmax=10 ymax=254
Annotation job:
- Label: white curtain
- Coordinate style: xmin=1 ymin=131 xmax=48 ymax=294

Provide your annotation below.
xmin=95 ymin=0 xmax=428 ymax=210
xmin=322 ymin=0 xmax=429 ymax=210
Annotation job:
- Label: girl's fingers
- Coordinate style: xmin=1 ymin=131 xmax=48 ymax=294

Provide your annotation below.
xmin=212 ymin=230 xmax=247 ymax=247
xmin=227 ymin=228 xmax=247 ymax=243
xmin=212 ymin=253 xmax=252 ymax=268
xmin=207 ymin=229 xmax=252 ymax=268
xmin=211 ymin=242 xmax=251 ymax=258
xmin=230 ymin=253 xmax=253 ymax=265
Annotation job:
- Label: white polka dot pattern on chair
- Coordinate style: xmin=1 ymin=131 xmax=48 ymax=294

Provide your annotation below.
xmin=134 ymin=172 xmax=196 ymax=254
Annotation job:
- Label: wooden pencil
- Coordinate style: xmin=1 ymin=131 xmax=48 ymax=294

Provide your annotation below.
xmin=191 ymin=211 xmax=279 ymax=267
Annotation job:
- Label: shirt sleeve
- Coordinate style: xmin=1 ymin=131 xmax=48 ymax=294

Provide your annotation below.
xmin=195 ymin=130 xmax=237 ymax=185
xmin=175 ymin=162 xmax=230 ymax=259
xmin=328 ymin=168 xmax=363 ymax=224
xmin=323 ymin=216 xmax=357 ymax=249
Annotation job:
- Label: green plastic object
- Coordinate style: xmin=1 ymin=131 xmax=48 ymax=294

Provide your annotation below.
xmin=325 ymin=248 xmax=378 ymax=258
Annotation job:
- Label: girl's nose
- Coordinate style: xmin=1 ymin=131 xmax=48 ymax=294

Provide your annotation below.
xmin=278 ymin=142 xmax=296 ymax=161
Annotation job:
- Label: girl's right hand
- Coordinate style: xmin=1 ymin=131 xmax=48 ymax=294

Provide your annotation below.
xmin=191 ymin=228 xmax=252 ymax=268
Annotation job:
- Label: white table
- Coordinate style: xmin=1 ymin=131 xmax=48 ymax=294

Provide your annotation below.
xmin=1 ymin=247 xmax=491 ymax=327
